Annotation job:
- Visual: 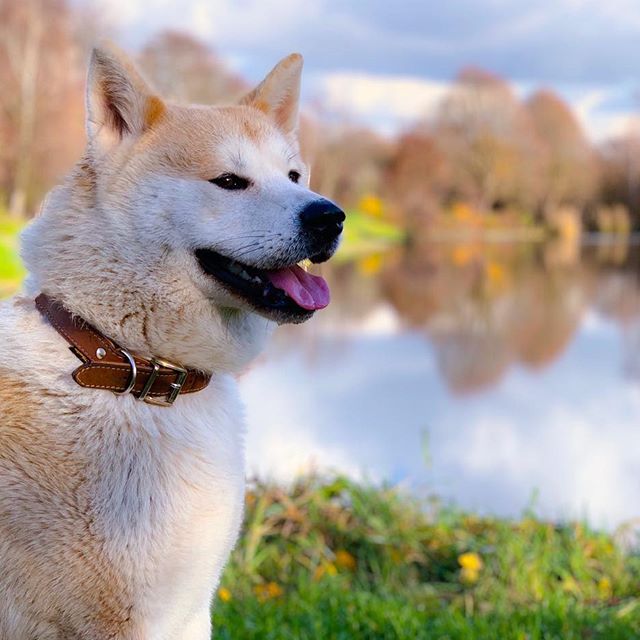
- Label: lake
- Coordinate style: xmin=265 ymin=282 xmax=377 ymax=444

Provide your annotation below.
xmin=240 ymin=237 xmax=640 ymax=531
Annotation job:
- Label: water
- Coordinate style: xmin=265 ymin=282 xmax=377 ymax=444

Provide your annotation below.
xmin=240 ymin=238 xmax=640 ymax=530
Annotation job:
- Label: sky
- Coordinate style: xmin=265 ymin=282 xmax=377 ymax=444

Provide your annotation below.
xmin=90 ymin=0 xmax=640 ymax=140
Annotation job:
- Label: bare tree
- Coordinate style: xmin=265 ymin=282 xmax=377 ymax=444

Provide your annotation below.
xmin=0 ymin=0 xmax=85 ymax=216
xmin=526 ymin=89 xmax=597 ymax=217
xmin=434 ymin=67 xmax=539 ymax=212
xmin=309 ymin=124 xmax=392 ymax=208
xmin=138 ymin=31 xmax=245 ymax=105
xmin=385 ymin=125 xmax=448 ymax=227
xmin=598 ymin=131 xmax=640 ymax=224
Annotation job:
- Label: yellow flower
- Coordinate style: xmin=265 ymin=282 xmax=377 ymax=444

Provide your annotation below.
xmin=451 ymin=202 xmax=479 ymax=225
xmin=313 ymin=562 xmax=338 ymax=581
xmin=458 ymin=552 xmax=483 ymax=572
xmin=218 ymin=587 xmax=232 ymax=603
xmin=451 ymin=244 xmax=475 ymax=267
xmin=266 ymin=582 xmax=283 ymax=598
xmin=359 ymin=194 xmax=384 ymax=218
xmin=357 ymin=253 xmax=383 ymax=276
xmin=485 ymin=261 xmax=507 ymax=289
xmin=460 ymin=567 xmax=480 ymax=584
xmin=458 ymin=552 xmax=483 ymax=584
xmin=253 ymin=581 xmax=283 ymax=601
xmin=598 ymin=577 xmax=613 ymax=599
xmin=335 ymin=550 xmax=357 ymax=571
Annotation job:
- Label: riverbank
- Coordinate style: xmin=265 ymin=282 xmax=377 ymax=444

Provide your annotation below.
xmin=214 ymin=476 xmax=640 ymax=639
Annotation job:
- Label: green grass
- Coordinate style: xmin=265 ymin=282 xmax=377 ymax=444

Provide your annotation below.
xmin=338 ymin=210 xmax=405 ymax=260
xmin=0 ymin=214 xmax=26 ymax=296
xmin=214 ymin=582 xmax=640 ymax=639
xmin=213 ymin=476 xmax=640 ymax=638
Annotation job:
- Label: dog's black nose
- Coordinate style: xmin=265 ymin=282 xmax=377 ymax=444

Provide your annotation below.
xmin=299 ymin=200 xmax=345 ymax=242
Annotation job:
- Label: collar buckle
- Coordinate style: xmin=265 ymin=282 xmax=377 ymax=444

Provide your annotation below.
xmin=138 ymin=357 xmax=188 ymax=406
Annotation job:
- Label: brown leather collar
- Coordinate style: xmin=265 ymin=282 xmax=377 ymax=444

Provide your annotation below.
xmin=35 ymin=293 xmax=211 ymax=406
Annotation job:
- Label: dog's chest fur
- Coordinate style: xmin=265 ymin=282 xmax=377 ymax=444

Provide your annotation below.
xmin=0 ymin=297 xmax=246 ymax=639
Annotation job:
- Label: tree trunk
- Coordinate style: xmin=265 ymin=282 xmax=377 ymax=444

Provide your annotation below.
xmin=8 ymin=1 xmax=42 ymax=218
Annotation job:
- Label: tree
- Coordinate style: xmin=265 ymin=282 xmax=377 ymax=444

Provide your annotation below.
xmin=309 ymin=124 xmax=392 ymax=208
xmin=0 ymin=0 xmax=85 ymax=216
xmin=138 ymin=31 xmax=245 ymax=105
xmin=526 ymin=89 xmax=597 ymax=216
xmin=598 ymin=131 xmax=640 ymax=223
xmin=434 ymin=67 xmax=538 ymax=211
xmin=385 ymin=125 xmax=448 ymax=228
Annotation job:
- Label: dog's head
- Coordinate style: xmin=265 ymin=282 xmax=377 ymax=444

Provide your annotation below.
xmin=86 ymin=44 xmax=343 ymax=325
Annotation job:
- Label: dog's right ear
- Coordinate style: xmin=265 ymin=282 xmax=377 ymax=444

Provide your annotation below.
xmin=86 ymin=43 xmax=165 ymax=157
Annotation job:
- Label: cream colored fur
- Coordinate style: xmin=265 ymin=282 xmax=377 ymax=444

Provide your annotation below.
xmin=0 ymin=44 xmax=328 ymax=639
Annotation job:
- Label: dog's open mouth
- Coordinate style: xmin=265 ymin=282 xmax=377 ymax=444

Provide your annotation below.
xmin=195 ymin=249 xmax=330 ymax=319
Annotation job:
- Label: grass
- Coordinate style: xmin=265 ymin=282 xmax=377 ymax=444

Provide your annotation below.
xmin=338 ymin=210 xmax=405 ymax=260
xmin=215 ymin=585 xmax=640 ymax=639
xmin=0 ymin=213 xmax=26 ymax=296
xmin=213 ymin=476 xmax=640 ymax=639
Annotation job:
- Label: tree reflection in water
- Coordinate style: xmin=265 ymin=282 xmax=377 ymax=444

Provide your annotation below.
xmin=277 ymin=238 xmax=640 ymax=395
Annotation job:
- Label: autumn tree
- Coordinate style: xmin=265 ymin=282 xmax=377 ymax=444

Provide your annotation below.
xmin=526 ymin=89 xmax=597 ymax=217
xmin=598 ymin=132 xmax=640 ymax=223
xmin=0 ymin=0 xmax=86 ymax=216
xmin=385 ymin=124 xmax=448 ymax=227
xmin=309 ymin=125 xmax=392 ymax=208
xmin=434 ymin=67 xmax=538 ymax=212
xmin=138 ymin=31 xmax=245 ymax=105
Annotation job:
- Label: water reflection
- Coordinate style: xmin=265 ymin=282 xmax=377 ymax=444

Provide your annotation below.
xmin=240 ymin=239 xmax=640 ymax=528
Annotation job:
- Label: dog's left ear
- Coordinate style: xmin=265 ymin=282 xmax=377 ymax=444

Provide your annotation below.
xmin=86 ymin=42 xmax=165 ymax=156
xmin=240 ymin=53 xmax=303 ymax=135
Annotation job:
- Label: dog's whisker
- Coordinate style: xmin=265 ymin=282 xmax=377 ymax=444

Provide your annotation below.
xmin=231 ymin=241 xmax=265 ymax=255
xmin=228 ymin=234 xmax=281 ymax=243
xmin=231 ymin=245 xmax=272 ymax=261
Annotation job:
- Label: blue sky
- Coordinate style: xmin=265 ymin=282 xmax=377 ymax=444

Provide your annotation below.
xmin=91 ymin=0 xmax=640 ymax=139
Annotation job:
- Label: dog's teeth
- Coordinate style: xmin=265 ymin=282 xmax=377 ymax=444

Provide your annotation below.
xmin=252 ymin=276 xmax=262 ymax=284
xmin=298 ymin=259 xmax=311 ymax=271
xmin=227 ymin=261 xmax=256 ymax=282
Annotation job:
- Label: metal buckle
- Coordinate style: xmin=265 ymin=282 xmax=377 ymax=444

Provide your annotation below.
xmin=138 ymin=357 xmax=188 ymax=407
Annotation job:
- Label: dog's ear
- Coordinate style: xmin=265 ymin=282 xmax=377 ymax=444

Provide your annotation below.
xmin=86 ymin=42 xmax=165 ymax=156
xmin=240 ymin=53 xmax=303 ymax=135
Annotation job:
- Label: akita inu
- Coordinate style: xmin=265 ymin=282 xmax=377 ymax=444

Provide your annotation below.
xmin=0 ymin=43 xmax=343 ymax=639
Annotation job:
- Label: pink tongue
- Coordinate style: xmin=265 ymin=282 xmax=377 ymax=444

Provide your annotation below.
xmin=266 ymin=265 xmax=330 ymax=310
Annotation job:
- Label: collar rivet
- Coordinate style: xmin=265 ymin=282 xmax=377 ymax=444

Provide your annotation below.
xmin=96 ymin=348 xmax=106 ymax=359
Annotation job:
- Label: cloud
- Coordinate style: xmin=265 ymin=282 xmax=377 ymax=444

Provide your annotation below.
xmin=317 ymin=72 xmax=449 ymax=133
xmin=97 ymin=0 xmax=640 ymax=83
xmin=92 ymin=0 xmax=640 ymax=139
xmin=315 ymin=70 xmax=637 ymax=141
xmin=560 ymin=85 xmax=639 ymax=141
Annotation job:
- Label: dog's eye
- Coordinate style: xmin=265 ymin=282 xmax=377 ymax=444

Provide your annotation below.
xmin=209 ymin=173 xmax=250 ymax=191
xmin=288 ymin=170 xmax=301 ymax=184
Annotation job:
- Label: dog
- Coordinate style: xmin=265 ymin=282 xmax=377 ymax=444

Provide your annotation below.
xmin=0 ymin=43 xmax=343 ymax=639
